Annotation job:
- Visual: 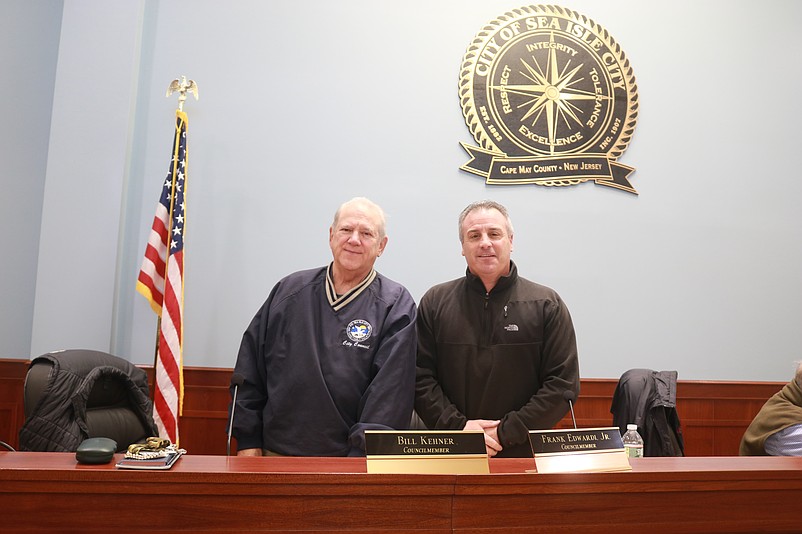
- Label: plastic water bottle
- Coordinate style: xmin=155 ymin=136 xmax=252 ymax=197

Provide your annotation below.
xmin=622 ymin=424 xmax=644 ymax=458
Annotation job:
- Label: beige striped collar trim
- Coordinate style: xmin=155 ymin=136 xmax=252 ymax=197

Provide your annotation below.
xmin=325 ymin=263 xmax=377 ymax=311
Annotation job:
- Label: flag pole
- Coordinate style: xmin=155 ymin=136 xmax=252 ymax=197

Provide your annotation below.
xmin=150 ymin=77 xmax=198 ymax=395
xmin=136 ymin=76 xmax=198 ymax=443
xmin=159 ymin=76 xmax=197 ymax=444
xmin=151 ymin=316 xmax=160 ymax=400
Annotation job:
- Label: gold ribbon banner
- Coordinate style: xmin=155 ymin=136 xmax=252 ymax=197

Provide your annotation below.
xmin=460 ymin=143 xmax=637 ymax=194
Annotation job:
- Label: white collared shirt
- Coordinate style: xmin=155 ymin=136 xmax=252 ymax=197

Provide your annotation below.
xmin=764 ymin=423 xmax=802 ymax=456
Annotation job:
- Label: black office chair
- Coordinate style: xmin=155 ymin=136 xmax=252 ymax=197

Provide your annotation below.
xmin=610 ymin=368 xmax=685 ymax=456
xmin=19 ymin=349 xmax=157 ymax=452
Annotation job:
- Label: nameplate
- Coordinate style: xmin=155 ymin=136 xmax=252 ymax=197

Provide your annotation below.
xmin=365 ymin=430 xmax=489 ymax=474
xmin=528 ymin=427 xmax=631 ymax=473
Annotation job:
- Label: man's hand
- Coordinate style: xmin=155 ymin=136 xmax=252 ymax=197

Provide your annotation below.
xmin=464 ymin=419 xmax=502 ymax=457
xmin=237 ymin=448 xmax=262 ymax=456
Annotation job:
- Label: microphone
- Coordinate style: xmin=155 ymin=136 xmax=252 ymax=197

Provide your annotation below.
xmin=227 ymin=373 xmax=245 ymax=456
xmin=563 ymin=390 xmax=578 ymax=429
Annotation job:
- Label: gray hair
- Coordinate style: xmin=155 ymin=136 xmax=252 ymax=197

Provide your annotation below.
xmin=458 ymin=200 xmax=514 ymax=243
xmin=795 ymin=361 xmax=802 ymax=389
xmin=332 ymin=197 xmax=387 ymax=239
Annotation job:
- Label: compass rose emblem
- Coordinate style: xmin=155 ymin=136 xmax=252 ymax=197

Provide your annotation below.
xmin=459 ymin=5 xmax=639 ymax=193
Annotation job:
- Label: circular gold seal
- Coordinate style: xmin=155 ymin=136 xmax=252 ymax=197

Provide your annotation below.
xmin=459 ymin=5 xmax=639 ymax=192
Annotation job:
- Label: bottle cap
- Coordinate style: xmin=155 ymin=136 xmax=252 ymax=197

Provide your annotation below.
xmin=627 ymin=424 xmax=637 ymax=431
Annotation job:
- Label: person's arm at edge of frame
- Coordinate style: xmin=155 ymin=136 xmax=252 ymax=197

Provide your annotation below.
xmin=413 ymin=290 xmax=467 ymax=429
xmin=231 ymin=298 xmax=272 ymax=456
xmin=346 ymin=288 xmax=418 ymax=456
xmin=414 ymin=288 xmax=503 ymax=456
xmin=497 ymin=295 xmax=580 ymax=451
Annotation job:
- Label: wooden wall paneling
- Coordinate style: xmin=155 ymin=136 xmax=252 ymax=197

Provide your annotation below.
xmin=555 ymin=379 xmax=618 ymax=429
xmin=675 ymin=395 xmax=716 ymax=456
xmin=178 ymin=367 xmax=233 ymax=455
xmin=0 ymin=360 xmax=786 ymax=457
xmin=0 ymin=359 xmax=29 ymax=450
xmin=677 ymin=382 xmax=783 ymax=456
xmin=145 ymin=366 xmax=233 ymax=455
xmin=0 ymin=400 xmax=19 ymax=449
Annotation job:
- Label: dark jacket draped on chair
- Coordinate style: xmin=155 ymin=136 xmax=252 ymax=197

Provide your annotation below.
xmin=19 ymin=349 xmax=157 ymax=452
xmin=611 ymin=368 xmax=685 ymax=457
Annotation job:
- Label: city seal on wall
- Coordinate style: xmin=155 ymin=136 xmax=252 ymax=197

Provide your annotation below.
xmin=459 ymin=5 xmax=639 ymax=194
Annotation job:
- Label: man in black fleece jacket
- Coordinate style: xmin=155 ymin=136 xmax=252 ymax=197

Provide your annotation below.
xmin=415 ymin=200 xmax=580 ymax=458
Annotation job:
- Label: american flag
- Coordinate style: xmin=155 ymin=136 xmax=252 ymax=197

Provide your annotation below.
xmin=136 ymin=110 xmax=188 ymax=444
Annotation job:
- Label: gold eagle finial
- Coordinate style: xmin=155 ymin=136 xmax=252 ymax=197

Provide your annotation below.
xmin=166 ymin=76 xmax=199 ymax=111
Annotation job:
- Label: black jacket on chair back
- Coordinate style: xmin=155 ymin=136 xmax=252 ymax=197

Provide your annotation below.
xmin=611 ymin=368 xmax=685 ymax=457
xmin=19 ymin=349 xmax=157 ymax=452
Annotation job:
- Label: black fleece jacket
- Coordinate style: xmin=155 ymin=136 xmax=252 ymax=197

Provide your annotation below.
xmin=415 ymin=261 xmax=580 ymax=457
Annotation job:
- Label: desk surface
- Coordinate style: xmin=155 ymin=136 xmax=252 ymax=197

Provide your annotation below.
xmin=3 ymin=453 xmax=802 ymax=533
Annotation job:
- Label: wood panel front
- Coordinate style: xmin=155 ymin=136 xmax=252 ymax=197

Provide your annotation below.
xmin=455 ymin=457 xmax=802 ymax=533
xmin=0 ymin=453 xmax=452 ymax=533
xmin=2 ymin=453 xmax=802 ymax=533
xmin=0 ymin=359 xmax=785 ymax=456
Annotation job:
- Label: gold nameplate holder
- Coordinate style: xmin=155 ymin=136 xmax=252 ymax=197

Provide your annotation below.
xmin=528 ymin=427 xmax=631 ymax=474
xmin=365 ymin=430 xmax=489 ymax=474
